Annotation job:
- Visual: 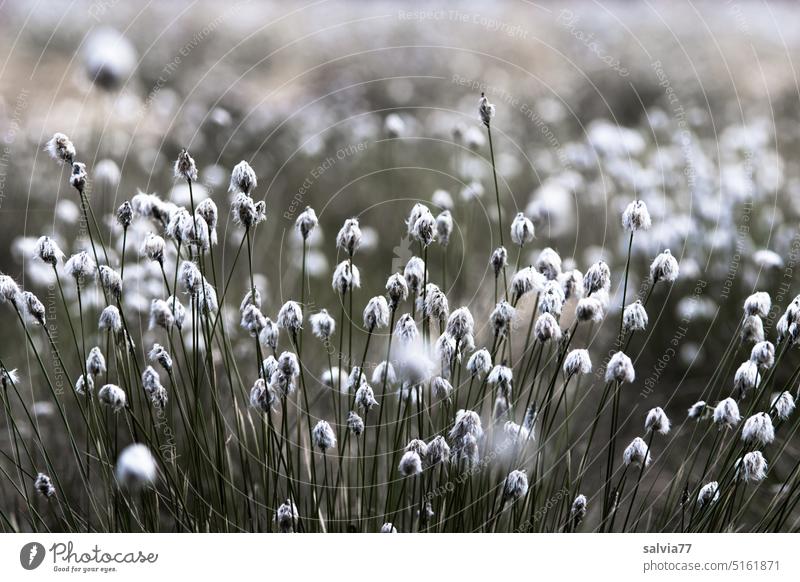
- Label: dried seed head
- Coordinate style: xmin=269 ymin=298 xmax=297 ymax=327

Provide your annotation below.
xmin=167 ymin=296 xmax=186 ymax=329
xmin=75 ymin=374 xmax=94 ymax=395
xmin=771 ymin=391 xmax=795 ymax=421
xmin=446 ymin=307 xmax=474 ymax=342
xmin=115 ymin=443 xmax=157 ymax=489
xmin=196 ymin=199 xmax=218 ymax=244
xmin=744 ymin=292 xmax=771 ymax=318
xmin=571 ymin=494 xmax=587 ymax=524
xmin=623 ymin=437 xmax=651 ymax=467
xmin=583 ymin=260 xmax=611 ymax=295
xmin=87 ymin=346 xmax=106 ymax=377
xmin=34 ymin=473 xmax=56 ymax=498
xmin=295 ymin=206 xmax=318 ymax=240
xmin=713 ymin=397 xmax=741 ymax=428
xmin=467 ymin=348 xmax=492 ymax=377
xmin=34 ymin=236 xmax=65 ymax=266
xmin=450 ymin=409 xmax=484 ymax=441
xmin=241 ymin=304 xmax=267 ymax=337
xmin=687 ymin=401 xmax=707 ymax=420
xmin=347 ymin=411 xmax=364 ymax=436
xmin=98 ymin=305 xmax=122 ymax=332
xmin=535 ymin=247 xmax=562 ymax=281
xmin=490 ymin=301 xmax=515 ymax=338
xmin=179 ymin=260 xmax=202 ymax=296
xmin=644 ymin=407 xmax=671 ymax=435
xmin=511 ymin=266 xmax=545 ymax=302
xmin=432 ymin=376 xmax=453 ymax=401
xmin=454 ymin=433 xmax=479 ymax=467
xmin=259 ymin=318 xmax=279 ymax=350
xmin=504 ymin=421 xmax=532 ymax=445
xmin=741 ymin=412 xmax=775 ymax=446
xmin=332 ymin=260 xmax=361 ymax=294
xmin=503 ymin=469 xmax=529 ymax=501
xmin=309 ymin=309 xmax=335 ymax=341
xmin=750 ymin=341 xmax=775 ymax=368
xmin=398 ymin=451 xmax=423 ymax=477
xmin=65 ymin=251 xmax=96 ymax=283
xmin=426 ymin=435 xmax=450 ymax=466
xmin=70 ymin=162 xmax=87 ymax=191
xmin=697 ymin=482 xmax=719 ymax=507
xmin=141 ymin=232 xmax=166 ymax=264
xmin=386 ymin=272 xmax=409 ymax=308
xmin=404 ymin=256 xmax=426 ymax=295
xmin=364 ymin=296 xmax=390 ymax=329
xmin=622 ymin=199 xmax=652 ymax=231
xmin=174 ymin=149 xmax=198 ymax=182
xmin=0 ymin=274 xmax=20 ymax=305
xmin=605 ymin=351 xmax=635 ymax=384
xmin=559 ymin=269 xmax=584 ymax=300
xmin=623 ymin=300 xmax=648 ymax=333
xmin=249 ymin=378 xmax=275 ymax=413
xmin=478 ymin=92 xmax=495 ymax=126
xmin=231 ymin=192 xmax=266 ymax=229
xmin=510 ymin=213 xmax=535 ymax=246
xmin=275 ymin=499 xmax=298 ymax=533
xmin=380 ymin=522 xmax=397 ymax=533
xmin=741 ymin=315 xmax=765 ymax=344
xmin=355 ymin=383 xmax=379 ymax=411
xmin=736 ymin=451 xmax=767 ymax=483
xmin=538 ymin=280 xmax=565 ymax=316
xmin=149 ymin=299 xmax=175 ymax=330
xmin=229 ymin=160 xmax=257 ymax=195
xmin=394 ymin=313 xmax=419 ymax=344
xmin=336 ymin=217 xmax=362 ymax=256
xmin=98 ymin=265 xmax=122 ymax=298
xmin=197 ymin=281 xmax=217 ymax=314
xmin=734 ymin=360 xmax=761 ymax=399
xmin=490 ymin=246 xmax=508 ymax=277
xmin=405 ymin=438 xmax=428 ymax=459
xmin=563 ymin=349 xmax=592 ymax=376
xmin=45 ymin=132 xmax=76 ymax=164
xmin=372 ymin=361 xmax=396 ymax=385
xmin=98 ymin=384 xmax=127 ymax=412
xmin=650 ymin=249 xmax=679 ymax=283
xmin=420 ymin=283 xmax=449 ymax=322
xmin=148 ymin=343 xmax=173 ymax=373
xmin=534 ymin=312 xmax=562 ymax=343
xmin=436 ymin=210 xmax=453 ymax=246
xmin=0 ymin=367 xmax=19 ymax=389
xmin=312 ymin=420 xmax=336 ymax=451
xmin=23 ymin=291 xmax=46 ymax=326
xmin=277 ymin=301 xmax=303 ymax=334
xmin=411 ymin=208 xmax=437 ymax=247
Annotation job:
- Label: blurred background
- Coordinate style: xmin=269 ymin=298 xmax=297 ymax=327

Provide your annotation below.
xmin=1 ymin=0 xmax=800 ymax=525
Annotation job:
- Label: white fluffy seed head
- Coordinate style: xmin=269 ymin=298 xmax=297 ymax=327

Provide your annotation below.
xmin=490 ymin=246 xmax=508 ymax=277
xmin=65 ymin=251 xmax=96 ymax=283
xmin=312 ymin=420 xmax=336 ymax=451
xmin=563 ymin=349 xmax=592 ymax=376
xmin=534 ymin=312 xmax=562 ymax=343
xmin=576 ymin=296 xmax=605 ymax=322
xmin=511 ymin=266 xmax=545 ymax=302
xmin=503 ymin=469 xmax=529 ymax=501
xmin=174 ymin=149 xmax=197 ymax=182
xmin=741 ymin=315 xmax=765 ymax=344
xmin=687 ymin=401 xmax=706 ymax=420
xmin=231 ymin=193 xmax=266 ymax=229
xmin=771 ymin=391 xmax=795 ymax=421
xmin=34 ymin=236 xmax=65 ymax=266
xmin=277 ymin=301 xmax=303 ymax=334
xmin=386 ymin=272 xmax=409 ymax=308
xmin=98 ymin=384 xmax=127 ymax=412
xmin=229 ymin=160 xmax=257 ymax=195
xmin=713 ymin=397 xmax=741 ymax=428
xmin=741 ymin=412 xmax=775 ymax=446
xmin=478 ymin=92 xmax=495 ymax=126
xmin=347 ymin=411 xmax=365 ymax=436
xmin=490 ymin=301 xmax=515 ymax=337
xmin=355 ymin=383 xmax=379 ymax=411
xmin=141 ymin=232 xmax=166 ymax=264
xmin=538 ymin=280 xmax=565 ymax=316
xmin=536 ymin=247 xmax=562 ymax=280
xmin=750 ymin=341 xmax=775 ymax=368
xmin=734 ymin=360 xmax=761 ymax=399
xmin=404 ymin=256 xmax=426 ymax=295
xmin=426 ymin=435 xmax=450 ymax=466
xmin=99 ymin=305 xmax=122 ymax=333
xmin=436 ymin=210 xmax=453 ymax=246
xmin=644 ymin=407 xmax=671 ymax=435
xmin=650 ymin=249 xmax=679 ymax=283
xmin=449 ymin=409 xmax=484 ymax=441
xmin=583 ymin=260 xmax=611 ymax=295
xmin=467 ymin=348 xmax=493 ymax=377
xmin=605 ymin=351 xmax=635 ymax=384
xmin=363 ymin=295 xmax=390 ymax=329
xmin=336 ymin=217 xmax=362 ymax=256
xmin=744 ymin=292 xmax=771 ymax=318
xmin=45 ymin=132 xmax=76 ymax=164
xmin=622 ymin=199 xmax=651 ymax=231
xmin=87 ymin=346 xmax=106 ymax=377
xmin=310 ymin=309 xmax=335 ymax=341
xmin=372 ymin=361 xmax=397 ymax=385
xmin=34 ymin=473 xmax=56 ymax=498
xmin=697 ymin=482 xmax=719 ymax=507
xmin=295 ymin=206 xmax=318 ymax=240
xmin=115 ymin=444 xmax=157 ymax=489
xmin=571 ymin=494 xmax=587 ymax=523
xmin=559 ymin=269 xmax=583 ymax=300
xmin=736 ymin=451 xmax=767 ymax=483
xmin=332 ymin=260 xmax=361 ymax=294
xmin=394 ymin=313 xmax=419 ymax=345
xmin=623 ymin=437 xmax=651 ymax=467
xmin=275 ymin=499 xmax=298 ymax=532
xmin=259 ymin=318 xmax=279 ymax=350
xmin=398 ymin=450 xmax=423 ymax=477
xmin=510 ymin=213 xmax=534 ymax=246
xmin=623 ymin=300 xmax=648 ymax=333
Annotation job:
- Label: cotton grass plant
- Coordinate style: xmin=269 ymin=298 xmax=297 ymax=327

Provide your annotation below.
xmin=1 ymin=93 xmax=800 ymax=534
